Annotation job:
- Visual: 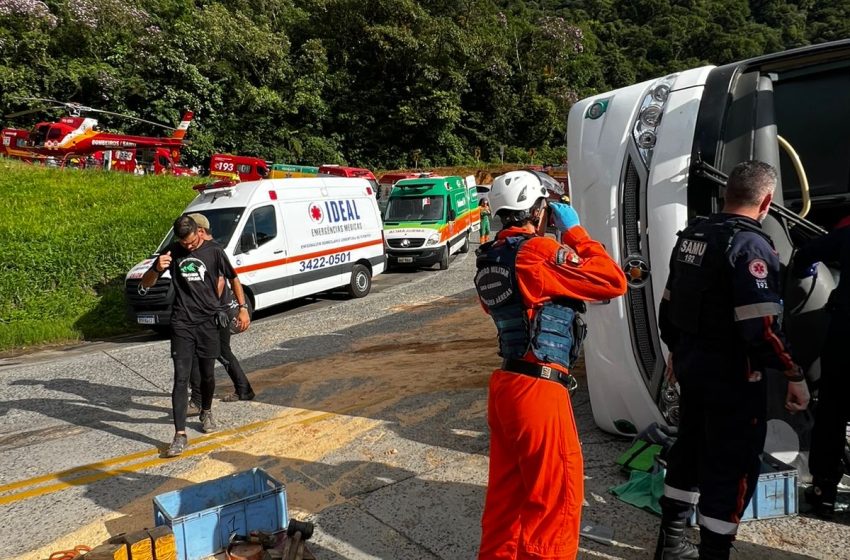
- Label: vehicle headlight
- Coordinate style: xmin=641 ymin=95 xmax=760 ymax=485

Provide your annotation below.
xmin=426 ymin=233 xmax=441 ymax=246
xmin=632 ymin=74 xmax=677 ymax=168
xmin=639 ymin=105 xmax=662 ymax=128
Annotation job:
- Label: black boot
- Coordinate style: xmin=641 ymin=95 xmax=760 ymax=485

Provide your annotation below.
xmin=698 ymin=527 xmax=732 ymax=560
xmin=653 ymin=519 xmax=699 ymax=560
xmin=805 ymin=480 xmax=836 ymax=520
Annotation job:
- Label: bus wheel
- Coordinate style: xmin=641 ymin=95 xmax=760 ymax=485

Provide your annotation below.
xmin=439 ymin=247 xmax=450 ymax=270
xmin=348 ymin=264 xmax=372 ymax=298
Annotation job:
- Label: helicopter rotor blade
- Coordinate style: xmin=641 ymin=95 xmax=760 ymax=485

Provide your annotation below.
xmin=83 ymin=108 xmax=177 ymax=131
xmin=4 ymin=105 xmax=68 ymax=119
xmin=12 ymin=96 xmax=73 ymax=107
xmin=7 ymin=96 xmax=179 ymax=132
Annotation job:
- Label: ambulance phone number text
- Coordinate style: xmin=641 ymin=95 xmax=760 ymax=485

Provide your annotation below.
xmin=298 ymin=252 xmax=351 ymax=272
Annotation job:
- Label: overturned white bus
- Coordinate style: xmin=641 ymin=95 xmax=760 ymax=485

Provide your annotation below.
xmin=568 ymin=39 xmax=850 ymax=474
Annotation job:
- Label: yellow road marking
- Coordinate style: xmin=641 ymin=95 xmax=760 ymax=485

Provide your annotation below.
xmin=0 ymin=399 xmax=383 ymax=507
xmin=0 ymin=438 xmax=236 ymax=506
xmin=0 ymin=417 xmax=274 ymax=495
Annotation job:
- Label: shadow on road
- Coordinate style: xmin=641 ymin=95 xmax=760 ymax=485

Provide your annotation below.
xmin=3 ymin=378 xmax=171 ymax=448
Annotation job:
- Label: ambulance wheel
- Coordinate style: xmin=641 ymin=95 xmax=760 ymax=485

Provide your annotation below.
xmin=459 ymin=233 xmax=470 ymax=254
xmin=348 ymin=264 xmax=372 ymax=298
xmin=439 ymin=247 xmax=450 ymax=270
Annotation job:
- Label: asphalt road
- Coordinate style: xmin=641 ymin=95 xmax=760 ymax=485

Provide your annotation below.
xmin=1 ymin=236 xmax=848 ymax=560
xmin=0 ymin=249 xmax=482 ymax=558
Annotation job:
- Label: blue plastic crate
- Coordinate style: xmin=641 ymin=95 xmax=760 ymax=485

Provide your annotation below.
xmin=688 ymin=455 xmax=797 ymax=524
xmin=741 ymin=455 xmax=797 ymax=521
xmin=153 ymin=468 xmax=288 ymax=560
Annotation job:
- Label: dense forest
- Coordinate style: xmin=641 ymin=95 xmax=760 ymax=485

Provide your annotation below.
xmin=1 ymin=0 xmax=848 ymax=168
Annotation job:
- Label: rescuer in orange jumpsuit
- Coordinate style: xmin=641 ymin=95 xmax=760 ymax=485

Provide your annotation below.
xmin=474 ymin=170 xmax=627 ymax=560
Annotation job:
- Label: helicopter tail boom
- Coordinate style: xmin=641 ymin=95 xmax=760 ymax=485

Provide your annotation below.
xmin=171 ymin=111 xmax=194 ymax=140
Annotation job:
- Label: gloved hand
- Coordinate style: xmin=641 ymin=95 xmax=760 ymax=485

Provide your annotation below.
xmin=549 ymin=201 xmax=580 ymax=231
xmin=785 ymin=379 xmax=810 ymax=413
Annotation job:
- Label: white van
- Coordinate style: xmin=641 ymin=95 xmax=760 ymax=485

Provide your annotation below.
xmin=125 ymin=177 xmax=386 ymax=328
xmin=567 ymin=40 xmax=850 ymax=466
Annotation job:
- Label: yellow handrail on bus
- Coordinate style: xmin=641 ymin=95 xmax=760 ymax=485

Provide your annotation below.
xmin=777 ymin=135 xmax=810 ymax=219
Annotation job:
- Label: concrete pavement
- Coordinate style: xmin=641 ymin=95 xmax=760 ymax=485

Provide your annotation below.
xmin=1 ymin=242 xmax=848 ymax=560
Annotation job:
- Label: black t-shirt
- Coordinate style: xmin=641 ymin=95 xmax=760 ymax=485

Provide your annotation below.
xmin=152 ymin=240 xmax=237 ymax=326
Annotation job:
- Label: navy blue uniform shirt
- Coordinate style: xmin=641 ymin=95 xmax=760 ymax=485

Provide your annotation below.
xmin=660 ymin=213 xmax=795 ymax=376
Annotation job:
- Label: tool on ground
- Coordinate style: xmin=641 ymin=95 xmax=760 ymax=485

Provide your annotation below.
xmin=83 ymin=543 xmax=129 ymax=560
xmin=285 ymin=519 xmax=314 ymax=560
xmin=580 ymin=520 xmax=615 ymax=546
xmin=48 ymin=545 xmax=91 ymax=560
xmin=225 ymin=541 xmax=264 ymax=560
xmin=110 ymin=530 xmax=155 ymax=560
xmin=146 ymin=526 xmax=177 ymax=560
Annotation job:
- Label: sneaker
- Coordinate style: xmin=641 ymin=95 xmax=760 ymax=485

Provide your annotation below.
xmin=805 ymin=484 xmax=836 ymax=519
xmin=200 ymin=410 xmax=218 ymax=433
xmin=222 ymin=391 xmax=255 ymax=402
xmin=187 ymin=401 xmax=202 ymax=417
xmin=165 ymin=433 xmax=188 ymax=457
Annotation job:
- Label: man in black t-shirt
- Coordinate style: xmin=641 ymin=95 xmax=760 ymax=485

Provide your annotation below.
xmin=186 ymin=213 xmax=255 ymax=411
xmin=140 ymin=215 xmax=250 ymax=457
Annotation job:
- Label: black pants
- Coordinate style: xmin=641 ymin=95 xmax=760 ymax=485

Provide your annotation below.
xmin=189 ymin=324 xmax=253 ymax=404
xmin=660 ymin=345 xmax=767 ymax=538
xmin=171 ymin=319 xmax=219 ymax=432
xmin=809 ymin=315 xmax=850 ymax=490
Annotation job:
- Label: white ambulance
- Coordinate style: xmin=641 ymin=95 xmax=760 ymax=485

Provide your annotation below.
xmin=568 ymin=39 xmax=850 ymax=467
xmin=125 ymin=177 xmax=386 ymax=328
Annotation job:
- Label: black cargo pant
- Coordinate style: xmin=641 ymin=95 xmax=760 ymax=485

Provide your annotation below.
xmin=189 ymin=323 xmax=253 ymax=404
xmin=660 ymin=343 xmax=767 ymax=540
xmin=809 ymin=314 xmax=850 ymax=492
xmin=171 ymin=319 xmax=218 ymax=432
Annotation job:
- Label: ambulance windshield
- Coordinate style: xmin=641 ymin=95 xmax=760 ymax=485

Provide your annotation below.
xmin=384 ymin=196 xmax=445 ymax=222
xmin=157 ymin=207 xmax=246 ymax=252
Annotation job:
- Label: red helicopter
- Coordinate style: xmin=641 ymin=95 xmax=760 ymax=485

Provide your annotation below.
xmin=1 ymin=98 xmax=195 ymax=175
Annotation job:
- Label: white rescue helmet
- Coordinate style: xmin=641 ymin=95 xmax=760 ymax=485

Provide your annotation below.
xmin=489 ymin=170 xmax=554 ymax=217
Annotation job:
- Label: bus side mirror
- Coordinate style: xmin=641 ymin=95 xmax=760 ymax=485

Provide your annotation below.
xmin=448 ymin=209 xmax=456 ymax=221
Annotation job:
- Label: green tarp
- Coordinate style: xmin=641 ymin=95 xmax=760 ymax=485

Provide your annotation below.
xmin=610 ymin=469 xmax=666 ymax=516
xmin=614 ymin=440 xmax=663 ymax=472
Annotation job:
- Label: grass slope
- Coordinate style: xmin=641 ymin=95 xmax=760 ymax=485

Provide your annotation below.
xmin=0 ymin=160 xmax=197 ymax=352
xmin=0 ymin=160 xmax=522 ymax=353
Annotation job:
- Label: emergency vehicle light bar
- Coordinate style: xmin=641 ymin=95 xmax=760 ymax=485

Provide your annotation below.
xmin=193 ymin=179 xmax=237 ymax=192
xmin=395 ymin=175 xmax=442 ymax=187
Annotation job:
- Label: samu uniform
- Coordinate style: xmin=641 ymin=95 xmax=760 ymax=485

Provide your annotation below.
xmin=475 ymin=225 xmax=626 ymax=560
xmin=659 ymin=214 xmax=798 ymax=549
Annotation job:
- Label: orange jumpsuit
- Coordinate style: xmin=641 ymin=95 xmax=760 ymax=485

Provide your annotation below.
xmin=478 ymin=225 xmax=627 ymax=560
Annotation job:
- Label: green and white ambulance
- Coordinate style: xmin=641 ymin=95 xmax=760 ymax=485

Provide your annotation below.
xmin=383 ymin=175 xmax=480 ymax=270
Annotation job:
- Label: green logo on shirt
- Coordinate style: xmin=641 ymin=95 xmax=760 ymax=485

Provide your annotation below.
xmin=179 ymin=258 xmax=207 ymax=282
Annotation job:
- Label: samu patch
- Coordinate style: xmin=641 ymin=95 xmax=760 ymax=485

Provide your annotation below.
xmin=556 ymin=248 xmax=580 ymax=266
xmin=748 ymin=258 xmax=769 ymax=279
xmin=677 ymin=239 xmax=707 ymax=266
